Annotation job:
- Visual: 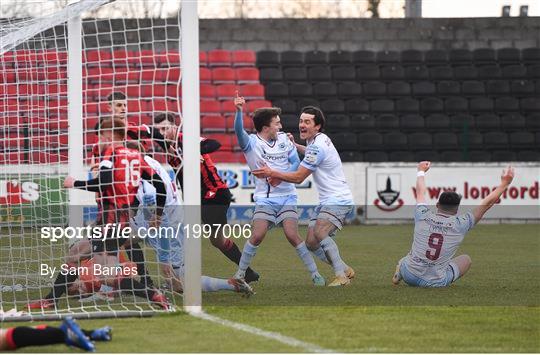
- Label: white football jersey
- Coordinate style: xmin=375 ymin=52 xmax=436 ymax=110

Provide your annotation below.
xmin=300 ymin=133 xmax=353 ymax=204
xmin=243 ymin=132 xmax=297 ymax=199
xmin=405 ymin=204 xmax=475 ymax=281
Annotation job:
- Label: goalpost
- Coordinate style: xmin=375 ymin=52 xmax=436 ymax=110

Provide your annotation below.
xmin=0 ymin=0 xmax=202 ymax=321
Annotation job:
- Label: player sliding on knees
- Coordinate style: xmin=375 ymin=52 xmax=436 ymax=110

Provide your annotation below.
xmin=0 ymin=316 xmax=111 ymax=352
xmin=28 ymin=118 xmax=170 ymax=310
xmin=233 ymin=93 xmax=325 ymax=286
xmin=392 ymin=161 xmax=515 ymax=288
xmin=252 ymin=106 xmax=355 ymax=287
xmin=129 ymin=144 xmax=253 ymax=297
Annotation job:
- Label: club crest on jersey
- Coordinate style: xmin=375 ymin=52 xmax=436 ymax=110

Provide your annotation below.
xmin=374 ymin=174 xmax=404 ymax=212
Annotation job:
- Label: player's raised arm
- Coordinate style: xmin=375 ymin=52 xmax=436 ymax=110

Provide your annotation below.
xmin=472 ymin=166 xmax=514 ymax=224
xmin=200 ymin=136 xmax=221 ymax=154
xmin=233 ymin=91 xmax=251 ymax=151
xmin=415 ymin=161 xmax=431 ymax=204
xmin=65 ymin=161 xmax=113 ymax=193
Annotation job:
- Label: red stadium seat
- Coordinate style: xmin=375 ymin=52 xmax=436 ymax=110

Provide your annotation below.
xmin=163 ymin=51 xmax=181 ymax=67
xmin=200 ymin=84 xmax=216 ymax=100
xmin=87 ymin=67 xmax=114 ymax=83
xmin=199 ymin=51 xmax=208 ymax=66
xmin=126 ymin=86 xmax=142 ymax=98
xmin=116 ymin=70 xmax=141 ymax=84
xmin=202 ymin=115 xmax=227 ymax=133
xmin=200 ymin=100 xmax=222 ymax=116
xmin=138 ymin=50 xmax=157 ymax=67
xmin=200 ymin=67 xmax=211 ymax=83
xmin=141 ymin=84 xmax=166 ymax=98
xmin=84 ymin=117 xmax=99 ymax=130
xmin=83 ymin=50 xmax=112 ymax=67
xmin=247 ymin=100 xmax=272 ymax=113
xmin=240 ymin=84 xmax=264 ymax=99
xmin=166 ymin=84 xmax=181 ymax=98
xmin=151 ymin=99 xmax=180 ymax=113
xmin=211 ymin=68 xmax=235 ymax=84
xmin=235 ymin=68 xmax=259 ymax=84
xmin=232 ymin=50 xmax=256 ymax=67
xmin=0 ymin=71 xmax=16 ymax=83
xmin=112 ymin=50 xmax=130 ymax=67
xmin=220 ymin=100 xmax=236 ymax=115
xmin=141 ymin=69 xmax=158 ymax=82
xmin=47 ymin=83 xmax=67 ymax=96
xmin=166 ymin=67 xmax=181 ymax=82
xmin=243 ymin=116 xmax=255 ymax=132
xmin=216 ymin=84 xmax=238 ymax=100
xmin=206 ymin=133 xmax=234 ymax=151
xmin=208 ymin=49 xmax=232 ymax=67
xmin=48 ymin=117 xmax=69 ymax=131
xmin=43 ymin=50 xmax=68 ymax=65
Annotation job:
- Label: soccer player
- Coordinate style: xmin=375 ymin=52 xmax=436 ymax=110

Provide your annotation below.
xmin=153 ymin=112 xmax=259 ymax=283
xmin=130 ymin=147 xmax=253 ymax=296
xmin=0 ymin=317 xmax=111 ymax=352
xmin=391 ymin=162 xmax=515 ymax=288
xmin=28 ymin=118 xmax=169 ymax=310
xmin=233 ymin=94 xmax=325 ymax=286
xmin=252 ymin=106 xmax=355 ymax=286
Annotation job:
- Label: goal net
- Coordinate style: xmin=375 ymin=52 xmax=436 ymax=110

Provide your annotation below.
xmin=0 ymin=0 xmax=188 ymax=321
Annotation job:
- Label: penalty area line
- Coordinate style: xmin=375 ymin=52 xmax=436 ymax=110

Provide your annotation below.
xmin=190 ymin=311 xmax=335 ymax=353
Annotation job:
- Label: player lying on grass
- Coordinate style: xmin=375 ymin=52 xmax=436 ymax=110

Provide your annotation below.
xmin=28 ymin=119 xmax=169 ymax=310
xmin=0 ymin=316 xmax=110 ymax=352
xmin=129 ymin=143 xmax=254 ymax=297
xmin=233 ymin=93 xmax=325 ymax=286
xmin=252 ymin=106 xmax=355 ymax=287
xmin=391 ymin=161 xmax=515 ymax=288
xmin=152 ymin=112 xmax=259 ymax=283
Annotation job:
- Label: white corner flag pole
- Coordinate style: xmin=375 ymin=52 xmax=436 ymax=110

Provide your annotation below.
xmin=67 ymin=11 xmax=84 ymax=229
xmin=181 ymin=0 xmax=202 ymax=313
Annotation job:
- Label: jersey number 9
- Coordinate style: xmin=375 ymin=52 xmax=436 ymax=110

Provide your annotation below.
xmin=426 ymin=233 xmax=444 ymax=261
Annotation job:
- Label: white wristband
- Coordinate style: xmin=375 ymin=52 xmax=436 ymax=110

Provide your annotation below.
xmin=417 ymin=171 xmax=425 ymax=177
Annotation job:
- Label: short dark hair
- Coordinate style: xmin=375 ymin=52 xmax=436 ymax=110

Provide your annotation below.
xmin=100 ymin=117 xmax=126 ymax=140
xmin=154 ymin=112 xmax=177 ymax=125
xmin=300 ymin=106 xmax=325 ymax=132
xmin=437 ymin=191 xmax=462 ymax=212
xmin=107 ymin=92 xmax=126 ymax=102
xmin=252 ymin=107 xmax=281 ymax=132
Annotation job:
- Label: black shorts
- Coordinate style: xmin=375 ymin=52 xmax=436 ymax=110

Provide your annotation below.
xmin=201 ymin=188 xmax=232 ymax=226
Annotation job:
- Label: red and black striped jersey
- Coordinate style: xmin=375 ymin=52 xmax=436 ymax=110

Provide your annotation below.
xmin=99 ymin=144 xmax=155 ymax=208
xmin=166 ymin=132 xmax=228 ymax=199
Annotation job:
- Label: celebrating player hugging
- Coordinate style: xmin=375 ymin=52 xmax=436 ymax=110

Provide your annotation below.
xmin=250 ymin=104 xmax=356 ymax=287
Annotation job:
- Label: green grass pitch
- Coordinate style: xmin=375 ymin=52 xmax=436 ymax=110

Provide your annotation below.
xmin=2 ymin=224 xmax=539 ymax=352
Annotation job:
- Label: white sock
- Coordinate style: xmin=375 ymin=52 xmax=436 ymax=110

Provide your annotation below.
xmin=201 ymin=276 xmax=234 ymax=292
xmin=234 ymin=241 xmax=258 ymax=279
xmin=295 ymin=242 xmax=321 ymax=278
xmin=312 ymin=246 xmax=330 ymax=264
xmin=320 ymin=237 xmax=346 ymax=276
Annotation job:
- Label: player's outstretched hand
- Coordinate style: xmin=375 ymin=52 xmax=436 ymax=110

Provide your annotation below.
xmin=252 ymin=163 xmax=272 ymax=179
xmin=64 ymin=176 xmax=75 ymax=188
xmin=417 ymin=161 xmax=431 ymax=172
xmin=501 ymin=166 xmax=514 ymax=186
xmin=234 ymin=91 xmax=245 ymax=110
xmin=268 ymin=177 xmax=282 ymax=187
xmin=286 ymin=133 xmax=295 ymax=144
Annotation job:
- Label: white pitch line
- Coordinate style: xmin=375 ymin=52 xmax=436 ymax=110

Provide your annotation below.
xmin=190 ymin=311 xmax=335 ymax=353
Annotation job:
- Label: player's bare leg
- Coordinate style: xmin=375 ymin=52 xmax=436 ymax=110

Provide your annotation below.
xmin=282 ymin=219 xmax=325 ymax=286
xmin=233 ymin=219 xmax=268 ymax=280
xmin=308 ymin=222 xmax=354 ymax=282
xmin=452 ymin=254 xmax=472 ymax=278
xmin=313 ymin=219 xmax=352 ymax=286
